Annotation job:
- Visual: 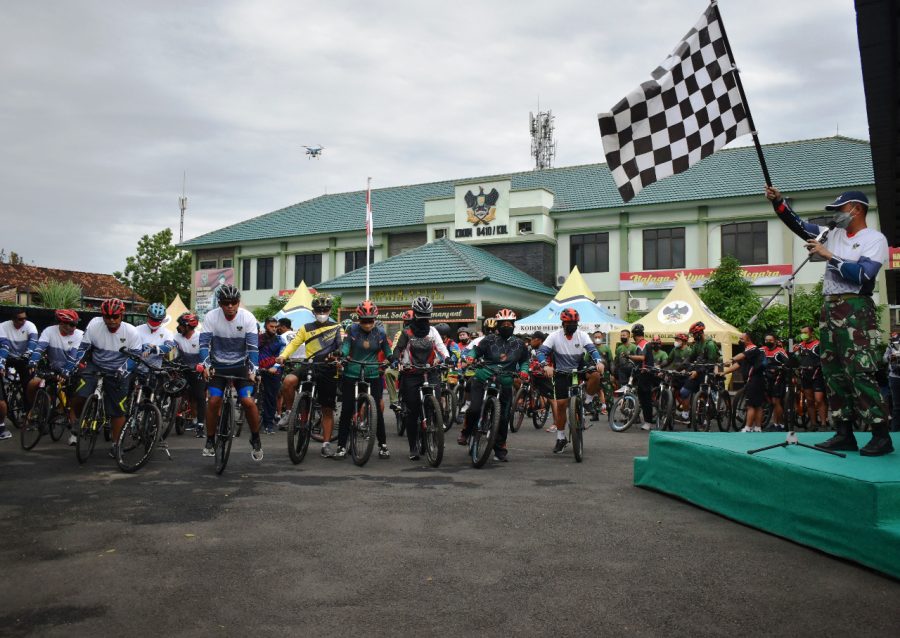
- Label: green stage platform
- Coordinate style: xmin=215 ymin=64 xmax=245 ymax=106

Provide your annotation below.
xmin=634 ymin=432 xmax=900 ymax=579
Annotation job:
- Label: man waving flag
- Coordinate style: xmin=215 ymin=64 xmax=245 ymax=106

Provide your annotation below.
xmin=598 ymin=2 xmax=758 ymax=203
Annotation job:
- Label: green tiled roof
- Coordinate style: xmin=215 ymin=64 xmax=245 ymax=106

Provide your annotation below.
xmin=180 ymin=136 xmax=872 ymax=248
xmin=317 ymin=238 xmax=556 ymax=296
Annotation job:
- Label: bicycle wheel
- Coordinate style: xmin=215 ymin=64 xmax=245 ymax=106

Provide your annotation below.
xmin=75 ymin=395 xmax=101 ymax=464
xmin=656 ymin=387 xmax=673 ymax=431
xmin=287 ymin=393 xmax=312 ymax=465
xmin=510 ymin=385 xmax=527 ymax=433
xmin=439 ymin=388 xmax=453 ymax=432
xmin=609 ymin=393 xmax=638 ymax=432
xmin=732 ymin=389 xmax=747 ymax=431
xmin=309 ymin=404 xmax=335 ymax=442
xmin=423 ymin=394 xmax=444 ymax=467
xmin=21 ymin=388 xmax=50 ymax=450
xmin=394 ymin=408 xmax=405 ymax=437
xmin=215 ymin=403 xmax=234 ymax=475
xmin=6 ymin=382 xmax=25 ymax=428
xmin=159 ymin=395 xmax=177 ymax=439
xmin=49 ymin=411 xmax=68 ymax=442
xmin=350 ymin=394 xmax=377 ymax=467
xmin=691 ymin=392 xmax=711 ymax=432
xmin=117 ymin=403 xmax=161 ymax=473
xmin=568 ymin=395 xmax=584 ymax=463
xmin=532 ymin=391 xmax=549 ymax=429
xmin=470 ymin=397 xmax=499 ymax=468
xmin=715 ymin=391 xmax=733 ymax=432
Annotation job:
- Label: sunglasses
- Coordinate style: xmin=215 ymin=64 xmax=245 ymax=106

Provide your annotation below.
xmin=219 ymin=299 xmax=240 ymax=306
xmin=13 ymin=317 xmax=26 ymax=322
xmin=359 ymin=319 xmax=375 ymax=324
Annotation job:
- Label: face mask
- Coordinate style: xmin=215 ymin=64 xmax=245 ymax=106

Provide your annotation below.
xmin=765 ymin=341 xmax=775 ymax=348
xmin=458 ymin=337 xmax=469 ymax=345
xmin=315 ymin=313 xmax=329 ymax=323
xmin=652 ymin=343 xmax=660 ymax=349
xmin=564 ymin=324 xmax=578 ymax=336
xmin=832 ymin=210 xmax=854 ymax=229
xmin=620 ymin=337 xmax=628 ymax=343
xmin=799 ymin=333 xmax=810 ymax=342
xmin=593 ymin=338 xmax=603 ymax=345
xmin=498 ymin=326 xmax=514 ymax=339
xmin=674 ymin=340 xmax=682 ymax=348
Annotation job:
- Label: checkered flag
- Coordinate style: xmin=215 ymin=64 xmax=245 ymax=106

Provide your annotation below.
xmin=598 ymin=3 xmax=752 ymax=202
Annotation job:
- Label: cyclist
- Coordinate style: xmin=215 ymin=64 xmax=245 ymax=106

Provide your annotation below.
xmin=173 ymin=312 xmax=207 ymax=437
xmin=336 ymin=300 xmax=393 ymax=459
xmin=136 ymin=303 xmax=176 ymax=369
xmin=27 ymin=309 xmax=83 ymax=445
xmin=457 ymin=309 xmax=529 ymax=461
xmin=258 ymin=317 xmax=285 ymax=434
xmin=762 ymin=333 xmax=789 ymax=432
xmin=386 ymin=310 xmax=414 ymax=412
xmin=795 ymin=325 xmax=827 ymax=431
xmin=724 ymin=332 xmax=766 ymax=432
xmin=197 ymin=285 xmax=264 ymax=461
xmin=0 ymin=309 xmax=39 ymax=440
xmin=680 ymin=321 xmax=720 ymax=411
xmin=666 ymin=333 xmax=693 ymax=421
xmin=623 ymin=323 xmax=655 ymax=430
xmin=589 ymin=330 xmax=614 ymax=418
xmin=650 ymin=335 xmax=667 ymax=367
xmin=535 ymin=308 xmax=604 ymax=453
xmin=67 ymin=298 xmax=143 ymax=456
xmin=456 ymin=326 xmax=472 ymax=350
xmin=435 ymin=323 xmax=461 ymax=368
xmin=277 ymin=293 xmax=342 ymax=457
xmin=614 ymin=328 xmax=636 ymax=387
xmin=393 ymin=296 xmax=449 ymax=460
xmin=458 ymin=318 xmax=496 ymax=417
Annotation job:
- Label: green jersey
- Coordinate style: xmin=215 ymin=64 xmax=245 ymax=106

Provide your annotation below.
xmin=652 ymin=348 xmax=668 ymax=368
xmin=689 ymin=336 xmax=720 ymax=364
xmin=667 ymin=346 xmax=691 ymax=369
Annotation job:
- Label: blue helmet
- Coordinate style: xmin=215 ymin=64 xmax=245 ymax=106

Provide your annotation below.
xmin=147 ymin=303 xmax=166 ymax=321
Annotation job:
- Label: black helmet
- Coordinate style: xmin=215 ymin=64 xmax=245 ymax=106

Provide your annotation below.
xmin=411 ymin=296 xmax=432 ymax=317
xmin=631 ymin=323 xmax=645 ymax=337
xmin=217 ymin=284 xmax=241 ymax=303
xmin=312 ymin=293 xmax=333 ymax=313
xmin=435 ymin=323 xmax=450 ymax=338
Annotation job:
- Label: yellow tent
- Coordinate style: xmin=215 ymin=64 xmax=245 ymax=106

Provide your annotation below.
xmin=635 ymin=272 xmax=741 ymax=364
xmin=164 ymin=294 xmax=192 ymax=328
xmin=282 ymin=281 xmax=314 ymax=312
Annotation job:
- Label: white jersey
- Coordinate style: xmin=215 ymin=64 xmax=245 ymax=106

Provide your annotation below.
xmin=821 ymin=226 xmax=889 ymax=295
xmin=78 ymin=317 xmax=143 ymax=373
xmin=280 ymin=330 xmax=305 ymax=360
xmin=174 ymin=330 xmax=202 ymax=367
xmin=0 ymin=319 xmax=38 ymax=361
xmin=31 ymin=325 xmax=84 ymax=373
xmin=538 ymin=328 xmax=600 ymax=371
xmin=135 ymin=323 xmax=175 ymax=369
xmin=199 ymin=307 xmax=259 ymax=368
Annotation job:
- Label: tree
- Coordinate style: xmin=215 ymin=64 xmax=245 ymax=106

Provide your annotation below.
xmin=699 ymin=256 xmax=761 ymax=333
xmin=34 ymin=279 xmax=83 ymax=309
xmin=253 ymin=295 xmax=288 ymax=323
xmin=0 ymin=248 xmax=25 ymax=265
xmin=114 ymin=228 xmax=191 ymax=304
xmin=754 ymin=281 xmax=824 ymax=341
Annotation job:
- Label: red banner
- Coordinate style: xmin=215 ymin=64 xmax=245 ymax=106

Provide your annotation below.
xmin=620 ymin=264 xmax=792 ymax=290
xmin=890 ymin=247 xmax=900 ymax=270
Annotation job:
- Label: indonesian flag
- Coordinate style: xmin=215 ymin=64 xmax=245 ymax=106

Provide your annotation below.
xmin=365 ymin=178 xmax=373 ymax=247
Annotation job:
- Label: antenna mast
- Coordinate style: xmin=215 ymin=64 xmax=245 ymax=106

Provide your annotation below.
xmin=178 ymin=171 xmax=187 ymax=243
xmin=529 ymin=109 xmax=557 ymax=170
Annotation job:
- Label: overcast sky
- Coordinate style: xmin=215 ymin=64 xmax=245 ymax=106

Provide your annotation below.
xmin=1 ymin=0 xmax=867 ymax=273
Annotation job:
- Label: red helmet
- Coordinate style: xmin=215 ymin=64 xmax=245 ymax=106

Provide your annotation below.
xmin=55 ymin=309 xmax=80 ymax=324
xmin=689 ymin=321 xmax=706 ymax=336
xmin=675 ymin=332 xmax=689 ymax=342
xmin=100 ymin=298 xmax=125 ymax=316
xmin=652 ymin=334 xmax=662 ymax=343
xmin=560 ymin=308 xmax=580 ymax=323
xmin=356 ymin=300 xmax=379 ymax=319
xmin=495 ymin=308 xmax=517 ymax=322
xmin=177 ymin=312 xmax=199 ymax=328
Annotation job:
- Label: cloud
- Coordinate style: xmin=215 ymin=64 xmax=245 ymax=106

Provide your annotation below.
xmin=0 ymin=0 xmax=868 ymax=273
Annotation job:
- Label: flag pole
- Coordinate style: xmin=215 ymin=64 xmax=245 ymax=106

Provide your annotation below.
xmin=365 ymin=177 xmax=372 ymax=300
xmin=710 ymin=0 xmax=772 ymax=186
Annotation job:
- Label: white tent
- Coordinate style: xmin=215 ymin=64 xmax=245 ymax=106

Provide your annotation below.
xmin=275 ymin=281 xmax=315 ymax=327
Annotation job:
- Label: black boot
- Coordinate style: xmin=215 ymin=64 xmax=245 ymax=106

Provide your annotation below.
xmin=859 ymin=422 xmax=894 ymax=457
xmin=815 ymin=422 xmax=858 ymax=452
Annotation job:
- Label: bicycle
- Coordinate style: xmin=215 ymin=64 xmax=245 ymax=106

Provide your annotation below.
xmin=2 ymin=359 xmax=27 ymax=429
xmin=438 ymin=369 xmax=460 ymax=432
xmin=553 ymin=364 xmax=594 ymax=462
xmin=74 ymin=371 xmax=118 ymax=464
xmin=509 ymin=375 xmax=549 ymax=433
xmin=285 ymin=360 xmax=334 ymax=464
xmin=609 ymin=369 xmax=640 ymax=432
xmin=342 ymin=359 xmax=390 ymax=466
xmin=653 ymin=368 xmax=674 ymax=432
xmin=154 ymin=360 xmax=193 ymax=439
xmin=21 ymin=367 xmax=71 ymax=450
xmin=691 ymin=363 xmax=733 ymax=432
xmin=208 ymin=373 xmax=254 ymax=474
xmin=396 ymin=362 xmax=445 ymax=467
xmin=466 ymin=361 xmax=515 ymax=468
xmin=116 ymin=351 xmax=169 ymax=472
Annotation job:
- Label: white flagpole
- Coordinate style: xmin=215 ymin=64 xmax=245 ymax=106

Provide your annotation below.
xmin=365 ymin=177 xmax=372 ymax=300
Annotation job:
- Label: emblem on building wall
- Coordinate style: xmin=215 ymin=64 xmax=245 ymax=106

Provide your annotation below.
xmin=464 ymin=186 xmax=500 ymax=225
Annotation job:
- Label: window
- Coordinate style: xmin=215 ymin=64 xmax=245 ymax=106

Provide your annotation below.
xmin=570 ymin=232 xmax=609 ymax=273
xmin=221 ymin=258 xmax=233 ymax=268
xmin=241 ymin=260 xmax=251 ymax=291
xmin=344 ymin=250 xmax=372 ymax=273
xmin=256 ymin=257 xmax=274 ymax=290
xmin=434 ymin=228 xmax=448 ymax=240
xmin=517 ymin=221 xmax=533 ymax=234
xmin=643 ymin=227 xmax=685 ymax=270
xmin=721 ymin=221 xmax=768 ymax=265
xmin=294 ymin=253 xmax=322 ymax=286
xmin=198 ymin=259 xmax=217 ymax=270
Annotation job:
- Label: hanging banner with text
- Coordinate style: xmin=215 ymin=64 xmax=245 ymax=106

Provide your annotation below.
xmin=890 ymin=247 xmax=900 ymax=270
xmin=620 ymin=264 xmax=792 ymax=291
xmin=338 ymin=303 xmax=476 ymax=324
xmin=194 ymin=268 xmax=235 ymax=319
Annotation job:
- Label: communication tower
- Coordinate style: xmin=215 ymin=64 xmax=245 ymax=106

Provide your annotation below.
xmin=529 ymin=110 xmax=557 ymax=170
xmin=178 ymin=171 xmax=187 ymax=244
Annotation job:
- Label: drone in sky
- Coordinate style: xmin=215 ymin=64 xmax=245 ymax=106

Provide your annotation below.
xmin=303 ymin=145 xmax=325 ymax=159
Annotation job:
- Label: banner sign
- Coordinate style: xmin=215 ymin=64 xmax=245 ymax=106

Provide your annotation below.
xmin=371 ymin=288 xmax=446 ymax=303
xmin=338 ymin=303 xmax=476 ymax=323
xmin=890 ymin=247 xmax=900 ymax=270
xmin=194 ymin=268 xmax=235 ymax=318
xmin=620 ymin=265 xmax=792 ymax=291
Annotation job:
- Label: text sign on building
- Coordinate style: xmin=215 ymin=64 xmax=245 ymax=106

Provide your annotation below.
xmin=372 ymin=289 xmax=446 ymax=304
xmin=620 ymin=265 xmax=792 ymax=291
xmin=339 ymin=303 xmax=476 ymax=323
xmin=194 ymin=268 xmax=235 ymax=318
xmin=453 ymin=180 xmax=511 ymax=241
xmin=890 ymin=247 xmax=900 ymax=270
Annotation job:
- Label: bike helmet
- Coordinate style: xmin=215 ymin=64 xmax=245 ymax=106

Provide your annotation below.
xmin=689 ymin=321 xmax=705 ymax=336
xmin=147 ymin=302 xmax=166 ymax=322
xmin=100 ymin=298 xmax=125 ymax=316
xmin=495 ymin=308 xmax=517 ymax=322
xmin=341 ymin=318 xmax=353 ymax=331
xmin=55 ymin=309 xmax=80 ymax=324
xmin=560 ymin=307 xmax=580 ymax=323
xmin=177 ymin=312 xmax=199 ymax=329
xmin=483 ymin=317 xmax=497 ymax=331
xmin=457 ymin=326 xmax=471 ymax=336
xmin=312 ymin=293 xmax=333 ymax=313
xmin=411 ymin=296 xmax=433 ymax=317
xmin=217 ymin=284 xmax=241 ymax=303
xmin=435 ymin=323 xmax=451 ymax=339
xmin=675 ymin=332 xmax=689 ymax=342
xmin=651 ymin=334 xmax=662 ymax=344
xmin=356 ymin=300 xmax=379 ymax=319
xmin=162 ymin=374 xmax=188 ymax=396
xmin=631 ymin=323 xmax=645 ymax=337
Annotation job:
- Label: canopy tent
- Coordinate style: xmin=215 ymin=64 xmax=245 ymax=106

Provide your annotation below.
xmin=516 ymin=267 xmax=628 ymax=335
xmin=275 ymin=280 xmax=315 ymax=327
xmin=163 ymin=294 xmax=193 ymax=329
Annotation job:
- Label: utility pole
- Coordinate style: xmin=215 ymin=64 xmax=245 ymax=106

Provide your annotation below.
xmin=178 ymin=171 xmax=187 ymax=243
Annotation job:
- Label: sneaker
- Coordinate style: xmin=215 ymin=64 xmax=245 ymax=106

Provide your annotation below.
xmin=739 ymin=426 xmax=752 ymax=433
xmin=334 ymin=445 xmax=347 ymax=459
xmin=389 ymin=402 xmax=401 ymax=412
xmin=408 ymin=452 xmax=420 ymax=461
xmin=194 ymin=427 xmax=205 ymax=438
xmin=320 ymin=442 xmax=334 ymax=458
xmin=378 ymin=444 xmax=390 ymax=459
xmin=457 ymin=431 xmax=468 ymax=446
xmin=0 ymin=429 xmax=11 ymax=441
xmin=494 ymin=445 xmax=508 ymax=462
xmin=459 ymin=402 xmax=470 ymax=413
xmin=764 ymin=423 xmax=785 ymax=432
xmin=276 ymin=412 xmax=291 ymax=429
xmin=68 ymin=432 xmax=78 ymax=446
xmin=681 ymin=410 xmax=690 ymax=421
xmin=641 ymin=422 xmax=653 ymax=431
xmin=108 ymin=445 xmax=118 ymax=459
xmin=751 ymin=426 xmax=762 ymax=433
xmin=202 ymin=440 xmax=216 ymax=457
xmin=553 ymin=438 xmax=568 ymax=454
xmin=250 ymin=437 xmax=264 ymax=461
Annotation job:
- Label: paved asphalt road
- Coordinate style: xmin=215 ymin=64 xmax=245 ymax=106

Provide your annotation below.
xmin=1 ymin=415 xmax=898 ymax=637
